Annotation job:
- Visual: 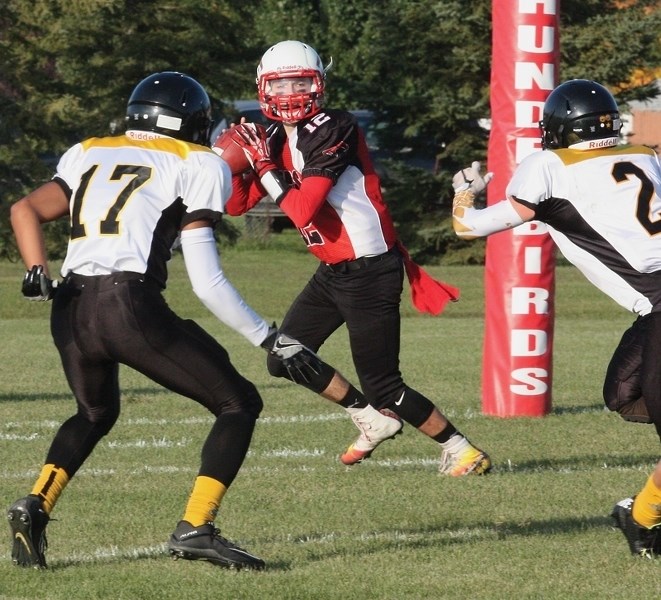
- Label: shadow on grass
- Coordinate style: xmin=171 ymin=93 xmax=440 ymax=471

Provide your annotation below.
xmin=494 ymin=452 xmax=658 ymax=474
xmin=33 ymin=484 xmax=635 ymax=574
xmin=256 ymin=514 xmax=619 ymax=570
xmin=551 ymin=404 xmax=606 ymax=415
xmin=0 ymin=391 xmax=71 ymax=403
xmin=0 ymin=387 xmax=170 ymax=404
xmin=41 ymin=512 xmax=617 ymax=572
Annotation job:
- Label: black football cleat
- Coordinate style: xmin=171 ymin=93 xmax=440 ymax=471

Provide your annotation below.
xmin=7 ymin=495 xmax=50 ymax=568
xmin=168 ymin=520 xmax=264 ymax=570
xmin=611 ymin=497 xmax=661 ymax=558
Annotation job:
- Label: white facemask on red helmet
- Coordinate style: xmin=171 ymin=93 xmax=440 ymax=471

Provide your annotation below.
xmin=256 ymin=40 xmax=332 ymax=123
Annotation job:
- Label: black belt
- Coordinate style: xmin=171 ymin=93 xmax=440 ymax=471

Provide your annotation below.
xmin=63 ymin=271 xmax=156 ymax=291
xmin=325 ymin=247 xmax=397 ymax=273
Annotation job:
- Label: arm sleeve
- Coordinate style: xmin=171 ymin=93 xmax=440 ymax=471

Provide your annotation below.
xmin=180 ymin=227 xmax=270 ymax=346
xmin=278 ymin=176 xmax=335 ymax=228
xmin=225 ymin=173 xmax=268 ymax=216
xmin=453 ymin=198 xmax=525 ymax=239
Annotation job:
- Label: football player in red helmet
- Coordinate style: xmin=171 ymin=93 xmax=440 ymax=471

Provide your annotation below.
xmin=225 ymin=40 xmax=492 ymax=476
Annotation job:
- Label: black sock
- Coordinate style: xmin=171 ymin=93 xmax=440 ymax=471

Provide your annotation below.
xmin=338 ymin=385 xmax=368 ymax=409
xmin=433 ymin=423 xmax=458 ymax=444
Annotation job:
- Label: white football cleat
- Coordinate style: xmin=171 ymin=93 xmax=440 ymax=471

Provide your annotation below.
xmin=341 ymin=406 xmax=403 ymax=465
xmin=438 ymin=439 xmax=492 ymax=476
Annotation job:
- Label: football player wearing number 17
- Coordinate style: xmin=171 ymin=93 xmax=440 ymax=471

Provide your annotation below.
xmin=217 ymin=40 xmax=491 ymax=477
xmin=7 ymin=71 xmax=322 ymax=570
xmin=450 ymin=79 xmax=661 ymax=558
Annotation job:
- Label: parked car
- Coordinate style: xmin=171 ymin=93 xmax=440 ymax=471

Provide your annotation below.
xmin=210 ymin=99 xmax=272 ymax=145
xmin=357 ymin=110 xmax=437 ymax=173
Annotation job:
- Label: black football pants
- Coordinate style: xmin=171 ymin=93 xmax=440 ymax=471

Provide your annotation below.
xmin=47 ymin=272 xmax=262 ymax=485
xmin=274 ymin=250 xmax=407 ymax=409
xmin=603 ymin=311 xmax=661 ymax=441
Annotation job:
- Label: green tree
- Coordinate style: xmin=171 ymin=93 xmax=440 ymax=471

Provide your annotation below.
xmin=253 ymin=1 xmax=659 ymax=261
xmin=0 ymin=0 xmax=263 ymax=259
xmin=1 ymin=0 xmax=660 ymax=262
xmin=338 ymin=0 xmax=661 ymax=261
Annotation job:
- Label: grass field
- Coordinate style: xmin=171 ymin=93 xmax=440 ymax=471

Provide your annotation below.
xmin=1 ymin=233 xmax=660 ymax=599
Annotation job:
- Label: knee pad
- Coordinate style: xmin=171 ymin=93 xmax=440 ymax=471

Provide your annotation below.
xmin=387 ymin=386 xmax=435 ymax=428
xmin=266 ymin=353 xmax=335 ymax=394
xmin=242 ymin=382 xmax=264 ymax=418
xmin=221 ymin=379 xmax=263 ymax=419
xmin=84 ymin=405 xmax=120 ymax=437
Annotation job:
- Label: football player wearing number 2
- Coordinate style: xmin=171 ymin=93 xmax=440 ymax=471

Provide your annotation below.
xmin=218 ymin=40 xmax=491 ymax=476
xmin=7 ymin=71 xmax=322 ymax=571
xmin=450 ymin=79 xmax=661 ymax=557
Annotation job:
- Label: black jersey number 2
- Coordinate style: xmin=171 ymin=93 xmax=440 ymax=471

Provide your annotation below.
xmin=612 ymin=161 xmax=661 ymax=235
xmin=71 ymin=164 xmax=153 ymax=239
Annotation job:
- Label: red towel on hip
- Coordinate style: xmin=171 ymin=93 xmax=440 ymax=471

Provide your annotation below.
xmin=396 ymin=241 xmax=460 ymax=315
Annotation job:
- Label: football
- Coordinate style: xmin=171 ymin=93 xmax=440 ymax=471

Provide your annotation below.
xmin=212 ymin=130 xmax=253 ymax=175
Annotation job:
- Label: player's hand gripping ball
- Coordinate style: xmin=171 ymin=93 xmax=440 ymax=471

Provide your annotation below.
xmin=212 ymin=129 xmax=253 ymax=175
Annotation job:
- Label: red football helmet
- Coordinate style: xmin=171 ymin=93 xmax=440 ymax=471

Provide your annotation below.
xmin=256 ymin=40 xmax=331 ymax=123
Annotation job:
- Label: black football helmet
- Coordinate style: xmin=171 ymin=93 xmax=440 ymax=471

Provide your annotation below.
xmin=540 ymin=79 xmax=621 ymax=150
xmin=125 ymin=72 xmax=213 ymax=145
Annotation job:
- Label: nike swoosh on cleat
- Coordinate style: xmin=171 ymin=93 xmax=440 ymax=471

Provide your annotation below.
xmin=15 ymin=532 xmax=33 ymax=556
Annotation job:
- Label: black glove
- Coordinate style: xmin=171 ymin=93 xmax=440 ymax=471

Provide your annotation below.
xmin=261 ymin=325 xmax=323 ymax=385
xmin=21 ymin=265 xmax=58 ymax=301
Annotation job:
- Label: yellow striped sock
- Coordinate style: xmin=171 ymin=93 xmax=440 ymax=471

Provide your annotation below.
xmin=182 ymin=476 xmax=227 ymax=527
xmin=632 ymin=474 xmax=661 ymax=529
xmin=31 ymin=464 xmax=70 ymax=515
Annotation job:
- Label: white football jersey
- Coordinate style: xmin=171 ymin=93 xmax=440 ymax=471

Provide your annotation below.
xmin=56 ymin=131 xmax=232 ymax=286
xmin=507 ymin=145 xmax=661 ymax=316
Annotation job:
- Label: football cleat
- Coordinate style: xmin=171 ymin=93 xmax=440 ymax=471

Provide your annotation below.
xmin=7 ymin=494 xmax=50 ymax=568
xmin=341 ymin=407 xmax=403 ymax=465
xmin=168 ymin=521 xmax=265 ymax=570
xmin=611 ymin=496 xmax=661 ymax=558
xmin=438 ymin=443 xmax=492 ymax=476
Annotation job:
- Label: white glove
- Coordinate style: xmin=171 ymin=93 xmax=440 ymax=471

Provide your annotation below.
xmin=452 ymin=161 xmax=493 ymax=194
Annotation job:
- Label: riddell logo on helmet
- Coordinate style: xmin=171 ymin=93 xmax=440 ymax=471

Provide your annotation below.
xmin=127 ymin=130 xmax=162 ymax=141
xmin=588 ymin=138 xmax=618 ymax=149
xmin=276 ymin=65 xmax=302 ymax=72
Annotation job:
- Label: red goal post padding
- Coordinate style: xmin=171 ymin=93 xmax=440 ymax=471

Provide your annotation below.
xmin=483 ymin=0 xmax=561 ymax=416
